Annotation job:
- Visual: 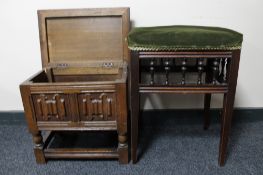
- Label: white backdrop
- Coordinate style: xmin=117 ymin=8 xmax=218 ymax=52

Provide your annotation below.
xmin=0 ymin=0 xmax=262 ymax=110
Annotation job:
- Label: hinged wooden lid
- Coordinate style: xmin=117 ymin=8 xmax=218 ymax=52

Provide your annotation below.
xmin=38 ymin=8 xmax=130 ymax=68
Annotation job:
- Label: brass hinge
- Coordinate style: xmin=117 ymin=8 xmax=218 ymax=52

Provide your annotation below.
xmin=56 ymin=63 xmax=69 ymax=68
xmin=102 ymin=62 xmax=114 ymax=68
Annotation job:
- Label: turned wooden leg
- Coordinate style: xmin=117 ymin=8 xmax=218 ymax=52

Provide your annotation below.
xmin=20 ymin=85 xmax=46 ymax=164
xmin=130 ymin=51 xmax=140 ymax=163
xmin=118 ymin=134 xmax=128 ymax=164
xmin=32 ymin=131 xmax=46 ymax=164
xmin=116 ymin=83 xmax=129 ymax=164
xmin=218 ymin=50 xmax=241 ymax=166
xmin=204 ymin=93 xmax=211 ymax=130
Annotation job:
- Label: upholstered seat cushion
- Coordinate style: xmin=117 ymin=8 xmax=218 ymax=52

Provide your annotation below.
xmin=128 ymin=25 xmax=243 ymax=51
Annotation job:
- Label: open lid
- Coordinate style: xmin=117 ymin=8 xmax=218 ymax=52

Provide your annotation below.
xmin=38 ymin=8 xmax=130 ymax=68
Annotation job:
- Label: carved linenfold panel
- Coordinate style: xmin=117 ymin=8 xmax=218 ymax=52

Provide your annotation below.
xmin=107 ymin=98 xmax=112 ymax=117
xmin=32 ymin=94 xmax=68 ymax=121
xmin=57 ymin=97 xmax=66 ymax=119
xmin=78 ymin=93 xmax=116 ymax=121
xmin=35 ymin=98 xmax=43 ymax=119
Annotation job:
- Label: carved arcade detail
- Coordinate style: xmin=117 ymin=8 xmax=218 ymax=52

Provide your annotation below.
xmin=32 ymin=94 xmax=67 ymax=121
xmin=78 ymin=93 xmax=116 ymax=121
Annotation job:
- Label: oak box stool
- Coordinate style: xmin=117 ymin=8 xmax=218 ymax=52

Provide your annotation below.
xmin=20 ymin=8 xmax=130 ymax=164
xmin=128 ymin=25 xmax=243 ymax=166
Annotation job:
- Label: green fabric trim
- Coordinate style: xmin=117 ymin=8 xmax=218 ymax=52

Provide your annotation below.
xmin=128 ymin=25 xmax=243 ymax=51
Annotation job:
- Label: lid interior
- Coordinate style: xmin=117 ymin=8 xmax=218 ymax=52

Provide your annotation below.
xmin=38 ymin=8 xmax=129 ymax=68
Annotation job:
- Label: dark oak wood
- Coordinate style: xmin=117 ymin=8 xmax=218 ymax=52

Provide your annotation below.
xmin=130 ymin=50 xmax=241 ymax=166
xmin=130 ymin=51 xmax=140 ymax=163
xmin=219 ymin=50 xmax=241 ymax=166
xmin=204 ymin=93 xmax=211 ymax=130
xmin=139 ymin=86 xmax=228 ymax=94
xmin=20 ymin=8 xmax=130 ymax=164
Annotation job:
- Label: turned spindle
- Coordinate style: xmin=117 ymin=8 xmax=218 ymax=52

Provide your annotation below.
xmin=181 ymin=58 xmax=187 ymax=85
xmin=218 ymin=58 xmax=227 ymax=83
xmin=212 ymin=58 xmax=220 ymax=85
xmin=164 ymin=59 xmax=170 ymax=85
xmin=149 ymin=59 xmax=155 ymax=85
xmin=225 ymin=58 xmax=230 ymax=82
xmin=197 ymin=58 xmax=204 ymax=84
xmin=118 ymin=134 xmax=128 ymax=147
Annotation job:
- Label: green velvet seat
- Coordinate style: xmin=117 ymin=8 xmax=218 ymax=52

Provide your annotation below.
xmin=128 ymin=25 xmax=243 ymax=51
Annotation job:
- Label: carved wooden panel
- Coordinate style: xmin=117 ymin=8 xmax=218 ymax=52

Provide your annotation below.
xmin=78 ymin=93 xmax=116 ymax=121
xmin=32 ymin=94 xmax=69 ymax=121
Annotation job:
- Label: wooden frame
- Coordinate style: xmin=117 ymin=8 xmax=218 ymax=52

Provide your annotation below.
xmin=130 ymin=50 xmax=241 ymax=166
xmin=20 ymin=8 xmax=130 ymax=164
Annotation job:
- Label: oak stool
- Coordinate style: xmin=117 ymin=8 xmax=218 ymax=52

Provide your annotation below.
xmin=20 ymin=8 xmax=130 ymax=164
xmin=128 ymin=25 xmax=243 ymax=166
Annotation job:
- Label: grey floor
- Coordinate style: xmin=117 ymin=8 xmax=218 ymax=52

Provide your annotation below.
xmin=0 ymin=110 xmax=262 ymax=175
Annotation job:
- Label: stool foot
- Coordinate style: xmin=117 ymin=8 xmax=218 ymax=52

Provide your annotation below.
xmin=131 ymin=111 xmax=138 ymax=164
xmin=218 ymin=92 xmax=235 ymax=166
xmin=118 ymin=135 xmax=128 ymax=164
xmin=32 ymin=132 xmax=46 ymax=164
xmin=131 ymin=148 xmax=138 ymax=164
